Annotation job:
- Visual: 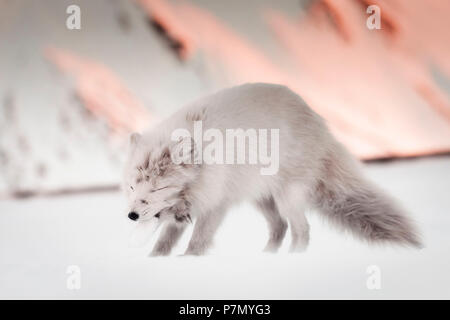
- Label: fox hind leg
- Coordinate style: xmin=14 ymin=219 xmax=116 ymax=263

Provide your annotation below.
xmin=274 ymin=184 xmax=310 ymax=252
xmin=287 ymin=207 xmax=309 ymax=252
xmin=255 ymin=196 xmax=288 ymax=252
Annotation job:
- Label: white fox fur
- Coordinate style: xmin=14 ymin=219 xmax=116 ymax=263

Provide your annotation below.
xmin=123 ymin=83 xmax=422 ymax=255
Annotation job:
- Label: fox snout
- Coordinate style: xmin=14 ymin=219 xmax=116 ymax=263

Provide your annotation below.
xmin=128 ymin=212 xmax=139 ymax=221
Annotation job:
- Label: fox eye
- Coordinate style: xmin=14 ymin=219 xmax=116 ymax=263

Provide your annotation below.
xmin=154 ymin=213 xmax=160 ymax=218
xmin=140 ymin=200 xmax=148 ymax=205
xmin=130 ymin=186 xmax=134 ymax=191
xmin=151 ymin=186 xmax=169 ymax=193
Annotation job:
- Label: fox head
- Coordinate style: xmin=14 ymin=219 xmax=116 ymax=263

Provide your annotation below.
xmin=122 ymin=132 xmax=198 ymax=229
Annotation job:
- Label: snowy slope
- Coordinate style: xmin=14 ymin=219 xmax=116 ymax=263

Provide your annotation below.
xmin=1 ymin=156 xmax=449 ymax=299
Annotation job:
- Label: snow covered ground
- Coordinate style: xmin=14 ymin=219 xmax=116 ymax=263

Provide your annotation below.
xmin=1 ymin=156 xmax=449 ymax=299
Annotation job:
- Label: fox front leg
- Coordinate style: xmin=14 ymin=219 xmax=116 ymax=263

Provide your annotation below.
xmin=150 ymin=222 xmax=187 ymax=256
xmin=150 ymin=201 xmax=191 ymax=256
xmin=184 ymin=209 xmax=226 ymax=256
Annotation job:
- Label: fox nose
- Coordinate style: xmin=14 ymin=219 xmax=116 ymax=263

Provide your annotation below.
xmin=128 ymin=212 xmax=139 ymax=221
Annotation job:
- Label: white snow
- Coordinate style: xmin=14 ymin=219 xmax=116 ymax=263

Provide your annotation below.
xmin=1 ymin=156 xmax=450 ymax=299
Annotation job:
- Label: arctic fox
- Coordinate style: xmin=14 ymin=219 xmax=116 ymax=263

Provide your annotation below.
xmin=123 ymin=83 xmax=421 ymax=256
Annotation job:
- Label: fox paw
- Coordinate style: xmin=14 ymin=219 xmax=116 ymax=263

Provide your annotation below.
xmin=149 ymin=244 xmax=171 ymax=257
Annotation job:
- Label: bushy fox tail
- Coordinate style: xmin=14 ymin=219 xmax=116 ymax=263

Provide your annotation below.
xmin=312 ymin=148 xmax=422 ymax=248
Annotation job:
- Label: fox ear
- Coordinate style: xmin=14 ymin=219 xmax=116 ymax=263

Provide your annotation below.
xmin=129 ymin=132 xmax=141 ymax=148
